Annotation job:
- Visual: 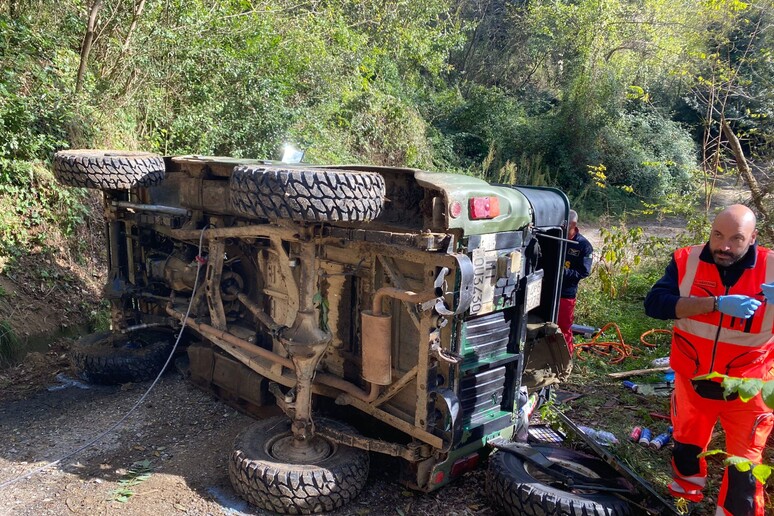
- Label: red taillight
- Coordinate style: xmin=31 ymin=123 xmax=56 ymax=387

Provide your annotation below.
xmin=433 ymin=471 xmax=445 ymax=484
xmin=469 ymin=196 xmax=500 ymax=220
xmin=450 ymin=453 xmax=480 ymax=477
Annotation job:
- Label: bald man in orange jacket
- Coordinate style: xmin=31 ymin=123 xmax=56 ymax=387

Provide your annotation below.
xmin=645 ymin=205 xmax=774 ymax=516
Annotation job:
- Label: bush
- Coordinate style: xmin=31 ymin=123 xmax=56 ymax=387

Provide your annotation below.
xmin=432 ymin=84 xmax=528 ymax=174
xmin=335 ymin=89 xmax=434 ymax=167
xmin=602 ymin=108 xmax=695 ymax=197
xmin=568 ymin=106 xmax=697 ymax=214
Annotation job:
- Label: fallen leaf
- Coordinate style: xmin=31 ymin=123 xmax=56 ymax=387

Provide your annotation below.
xmin=65 ymin=498 xmax=79 ymax=513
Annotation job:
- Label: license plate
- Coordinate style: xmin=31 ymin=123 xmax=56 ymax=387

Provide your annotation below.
xmin=524 ymin=275 xmax=542 ymax=313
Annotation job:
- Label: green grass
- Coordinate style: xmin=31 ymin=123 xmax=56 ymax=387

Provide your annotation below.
xmin=88 ymin=300 xmax=111 ymax=333
xmin=0 ymin=319 xmax=21 ymax=366
xmin=110 ymin=459 xmax=154 ymax=503
xmin=575 ymin=259 xmax=672 ymax=348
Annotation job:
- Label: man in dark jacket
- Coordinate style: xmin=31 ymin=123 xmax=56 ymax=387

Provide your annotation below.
xmin=558 ymin=210 xmax=593 ymax=352
xmin=644 ymin=204 xmax=774 ymax=516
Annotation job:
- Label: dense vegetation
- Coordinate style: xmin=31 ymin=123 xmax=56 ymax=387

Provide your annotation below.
xmin=0 ymin=0 xmax=770 ymax=350
xmin=1 ymin=0 xmax=772 ymax=266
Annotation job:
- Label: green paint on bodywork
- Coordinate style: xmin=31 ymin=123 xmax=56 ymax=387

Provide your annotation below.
xmin=426 ymin=426 xmax=513 ymax=491
xmin=414 ymin=171 xmax=532 ymax=235
xmin=463 ymin=408 xmax=512 ymax=427
xmin=172 ymin=155 xmax=268 ymax=165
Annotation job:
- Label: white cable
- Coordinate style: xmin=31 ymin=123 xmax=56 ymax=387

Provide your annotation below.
xmin=0 ymin=226 xmax=210 ymax=490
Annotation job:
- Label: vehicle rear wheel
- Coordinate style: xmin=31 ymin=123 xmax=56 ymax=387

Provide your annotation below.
xmin=229 ymin=166 xmax=385 ymax=222
xmin=486 ymin=445 xmax=634 ymax=516
xmin=229 ymin=416 xmax=369 ymax=514
xmin=53 ymin=149 xmax=165 ymax=190
xmin=70 ymin=330 xmax=175 ymax=385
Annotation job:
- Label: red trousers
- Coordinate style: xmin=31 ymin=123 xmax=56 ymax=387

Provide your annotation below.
xmin=557 ymin=297 xmax=575 ymax=353
xmin=669 ymin=372 xmax=773 ymax=515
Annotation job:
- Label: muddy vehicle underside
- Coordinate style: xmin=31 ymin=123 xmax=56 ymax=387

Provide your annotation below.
xmin=54 ymin=150 xmax=648 ymax=515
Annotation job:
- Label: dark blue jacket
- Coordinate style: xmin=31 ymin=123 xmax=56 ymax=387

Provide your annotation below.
xmin=644 ymin=242 xmax=758 ymax=320
xmin=561 ymin=232 xmax=593 ymax=298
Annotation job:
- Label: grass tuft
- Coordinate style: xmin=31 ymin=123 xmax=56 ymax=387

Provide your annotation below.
xmin=0 ymin=320 xmax=21 ymax=367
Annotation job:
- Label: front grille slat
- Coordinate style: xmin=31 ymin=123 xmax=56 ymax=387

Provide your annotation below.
xmin=460 ymin=311 xmax=514 ymax=367
xmin=460 ymin=367 xmax=506 ymax=416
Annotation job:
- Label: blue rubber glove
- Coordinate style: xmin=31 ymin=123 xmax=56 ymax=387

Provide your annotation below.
xmin=762 ymin=282 xmax=774 ymax=303
xmin=717 ymin=295 xmax=762 ymax=318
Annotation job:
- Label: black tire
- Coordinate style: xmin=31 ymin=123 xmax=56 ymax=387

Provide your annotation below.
xmin=70 ymin=330 xmax=175 ymax=385
xmin=486 ymin=445 xmax=634 ymax=516
xmin=53 ymin=149 xmax=165 ymax=190
xmin=229 ymin=416 xmax=369 ymax=514
xmin=229 ymin=166 xmax=385 ymax=222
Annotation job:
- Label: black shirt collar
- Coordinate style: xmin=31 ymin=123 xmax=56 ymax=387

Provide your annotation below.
xmin=699 ymin=241 xmax=758 ymax=270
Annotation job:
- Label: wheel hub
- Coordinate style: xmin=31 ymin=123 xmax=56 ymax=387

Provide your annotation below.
xmin=122 ymin=339 xmax=143 ymax=350
xmin=526 ymin=457 xmax=601 ymax=494
xmin=268 ymin=434 xmax=333 ymax=464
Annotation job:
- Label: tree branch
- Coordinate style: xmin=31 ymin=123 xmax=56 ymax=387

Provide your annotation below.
xmin=721 ymin=118 xmax=771 ymax=240
xmin=75 ymin=0 xmax=104 ymax=94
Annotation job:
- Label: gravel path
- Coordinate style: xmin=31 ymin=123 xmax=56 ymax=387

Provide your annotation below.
xmin=0 ymin=365 xmax=494 ymax=516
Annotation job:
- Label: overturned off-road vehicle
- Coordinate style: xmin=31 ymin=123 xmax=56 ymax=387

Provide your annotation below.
xmin=54 ymin=150 xmax=639 ymax=515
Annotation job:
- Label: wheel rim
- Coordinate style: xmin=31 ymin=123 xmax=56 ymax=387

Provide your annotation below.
xmin=266 ymin=432 xmax=334 ymax=464
xmin=524 ymin=457 xmax=603 ymax=494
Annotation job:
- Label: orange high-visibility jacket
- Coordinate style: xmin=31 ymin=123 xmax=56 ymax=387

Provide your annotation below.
xmin=671 ymin=245 xmax=774 ymax=379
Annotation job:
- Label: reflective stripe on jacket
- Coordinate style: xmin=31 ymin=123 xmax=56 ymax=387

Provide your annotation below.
xmin=671 ymin=245 xmax=774 ymax=379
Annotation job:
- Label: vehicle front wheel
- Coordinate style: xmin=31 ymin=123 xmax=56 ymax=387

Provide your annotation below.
xmin=486 ymin=445 xmax=634 ymax=516
xmin=229 ymin=416 xmax=369 ymax=514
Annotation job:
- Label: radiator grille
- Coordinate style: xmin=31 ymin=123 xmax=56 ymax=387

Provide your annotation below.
xmin=457 ymin=309 xmax=520 ymax=438
xmin=459 ymin=366 xmax=506 ymax=425
xmin=459 ymin=311 xmax=512 ymax=368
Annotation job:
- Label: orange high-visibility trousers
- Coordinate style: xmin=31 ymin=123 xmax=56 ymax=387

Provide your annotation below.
xmin=669 ymin=372 xmax=773 ymax=515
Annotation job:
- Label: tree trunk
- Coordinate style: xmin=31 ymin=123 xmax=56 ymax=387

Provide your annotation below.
xmin=75 ymin=0 xmax=104 ymax=94
xmin=721 ymin=118 xmax=772 ymax=241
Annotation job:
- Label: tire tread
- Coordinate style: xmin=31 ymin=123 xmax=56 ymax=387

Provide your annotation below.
xmin=486 ymin=447 xmax=633 ymax=516
xmin=230 ymin=166 xmax=385 ymax=222
xmin=70 ymin=330 xmax=174 ymax=384
xmin=53 ymin=150 xmax=165 ymax=190
xmin=229 ymin=417 xmax=369 ymax=514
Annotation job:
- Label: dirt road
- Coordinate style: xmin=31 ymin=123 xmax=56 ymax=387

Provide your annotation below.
xmin=0 ymin=353 xmax=493 ymax=516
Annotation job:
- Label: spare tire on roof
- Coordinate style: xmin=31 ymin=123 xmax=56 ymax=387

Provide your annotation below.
xmin=229 ymin=165 xmax=385 ymax=222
